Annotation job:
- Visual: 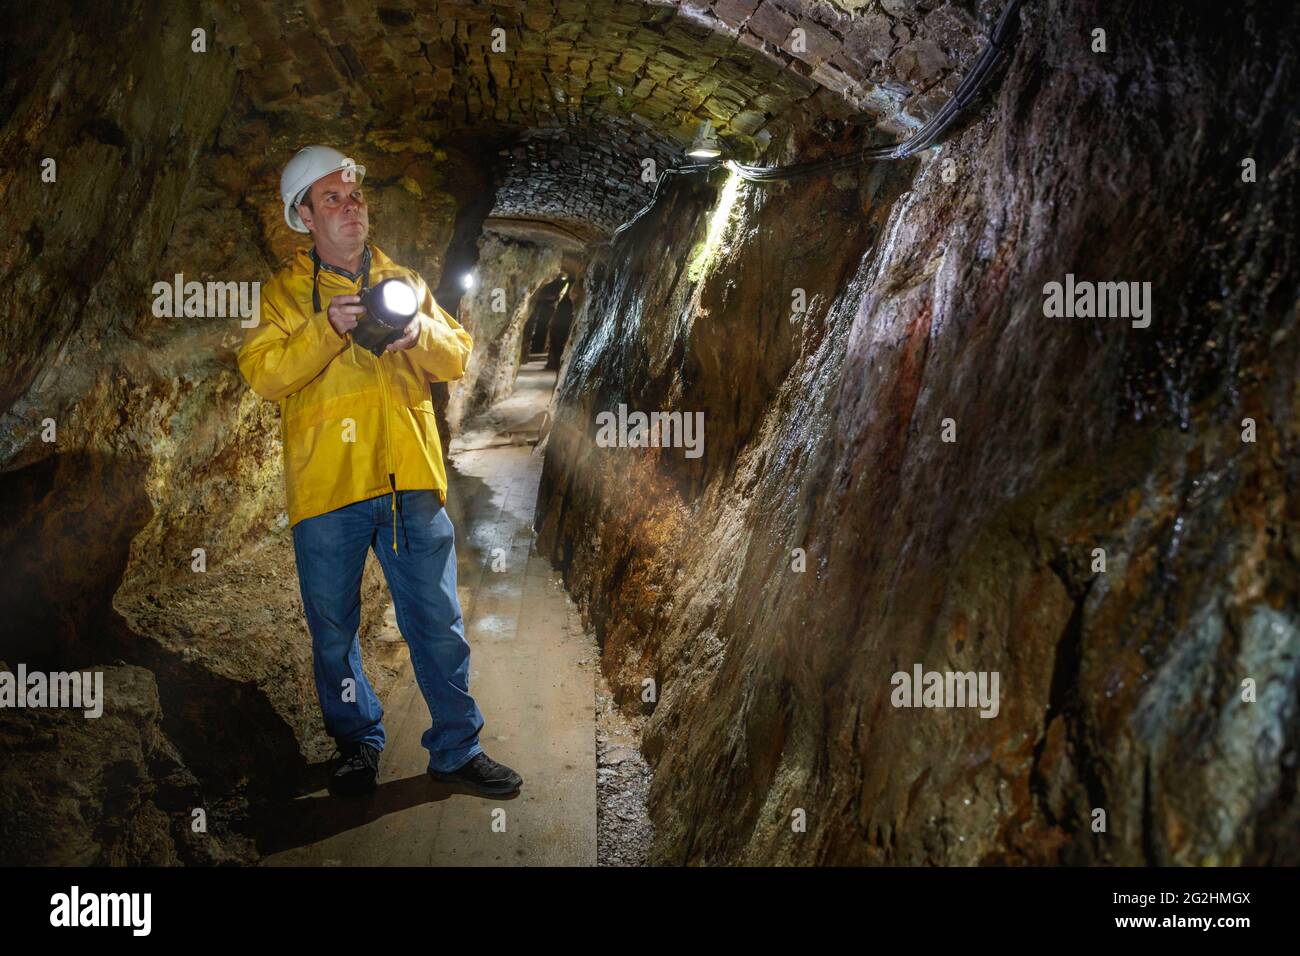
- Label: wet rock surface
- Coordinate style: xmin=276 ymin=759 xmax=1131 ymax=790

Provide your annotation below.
xmin=536 ymin=1 xmax=1300 ymax=864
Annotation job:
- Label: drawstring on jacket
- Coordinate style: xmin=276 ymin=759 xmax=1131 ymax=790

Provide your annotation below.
xmin=390 ymin=481 xmax=411 ymax=554
xmin=390 ymin=475 xmax=399 ymax=554
xmin=390 ymin=486 xmax=410 ymax=554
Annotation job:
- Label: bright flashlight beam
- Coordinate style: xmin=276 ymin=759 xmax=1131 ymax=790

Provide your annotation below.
xmin=382 ymin=280 xmax=417 ymax=315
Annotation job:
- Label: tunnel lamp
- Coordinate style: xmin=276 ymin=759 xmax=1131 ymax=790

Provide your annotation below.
xmin=461 ymin=272 xmax=477 ymax=290
xmin=353 ymin=278 xmax=419 ymax=356
xmin=686 ymin=119 xmax=722 ymax=159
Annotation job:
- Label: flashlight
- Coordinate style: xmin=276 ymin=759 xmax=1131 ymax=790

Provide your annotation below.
xmin=352 ymin=278 xmax=419 ymax=356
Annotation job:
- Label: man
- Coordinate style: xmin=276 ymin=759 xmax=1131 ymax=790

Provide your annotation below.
xmin=238 ymin=144 xmax=522 ymax=798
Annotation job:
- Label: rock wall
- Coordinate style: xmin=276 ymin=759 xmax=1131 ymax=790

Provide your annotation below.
xmin=447 ymin=232 xmax=566 ymax=430
xmin=0 ymin=662 xmax=254 ymax=865
xmin=0 ymin=0 xmax=236 ymax=668
xmin=536 ymin=0 xmax=1300 ymax=865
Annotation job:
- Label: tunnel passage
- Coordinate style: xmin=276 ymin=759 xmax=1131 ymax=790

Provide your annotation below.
xmin=516 ymin=278 xmax=578 ymax=372
xmin=3 ymin=0 xmax=1295 ymax=870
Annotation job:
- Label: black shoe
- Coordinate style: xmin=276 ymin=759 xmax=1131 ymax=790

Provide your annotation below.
xmin=328 ymin=742 xmax=380 ymax=797
xmin=427 ymin=753 xmax=523 ymax=795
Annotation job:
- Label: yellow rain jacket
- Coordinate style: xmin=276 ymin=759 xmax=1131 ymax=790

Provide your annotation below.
xmin=237 ymin=243 xmax=472 ymax=550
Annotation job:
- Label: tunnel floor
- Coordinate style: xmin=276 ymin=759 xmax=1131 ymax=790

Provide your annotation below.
xmin=259 ymin=359 xmax=599 ymax=866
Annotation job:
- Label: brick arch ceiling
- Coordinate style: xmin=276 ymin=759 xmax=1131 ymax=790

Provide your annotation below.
xmin=224 ymin=0 xmax=993 ymax=239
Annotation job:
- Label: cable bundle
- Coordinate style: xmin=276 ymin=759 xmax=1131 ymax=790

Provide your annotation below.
xmin=608 ymin=0 xmax=1023 ymax=240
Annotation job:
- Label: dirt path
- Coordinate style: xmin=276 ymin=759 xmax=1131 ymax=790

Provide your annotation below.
xmin=261 ymin=360 xmax=598 ymax=866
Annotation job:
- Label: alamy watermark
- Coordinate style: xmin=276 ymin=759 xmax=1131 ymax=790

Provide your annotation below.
xmin=595 ymin=403 xmax=704 ymax=459
xmin=151 ymin=273 xmax=260 ymax=327
xmin=0 ymin=664 xmax=103 ymax=718
xmin=891 ymin=664 xmax=1000 ymax=718
xmin=1043 ymin=273 xmax=1151 ymax=328
xmin=50 ymin=886 xmax=150 ymax=936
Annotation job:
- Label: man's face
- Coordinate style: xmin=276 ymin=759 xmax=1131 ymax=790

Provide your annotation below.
xmin=297 ymin=169 xmax=368 ymax=251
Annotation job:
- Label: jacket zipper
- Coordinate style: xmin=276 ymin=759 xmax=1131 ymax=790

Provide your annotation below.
xmin=374 ymin=352 xmax=395 ymax=479
xmin=365 ymin=278 xmax=399 ymax=552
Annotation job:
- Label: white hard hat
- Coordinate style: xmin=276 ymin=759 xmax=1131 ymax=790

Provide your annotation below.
xmin=280 ymin=145 xmax=367 ymax=233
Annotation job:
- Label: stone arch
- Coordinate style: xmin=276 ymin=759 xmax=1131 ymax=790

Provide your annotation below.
xmin=221 ymin=1 xmax=996 ymax=239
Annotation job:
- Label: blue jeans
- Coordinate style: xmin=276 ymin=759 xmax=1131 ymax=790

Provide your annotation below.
xmin=291 ymin=489 xmax=485 ymax=773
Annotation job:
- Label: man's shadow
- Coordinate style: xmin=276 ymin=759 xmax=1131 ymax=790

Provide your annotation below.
xmin=248 ymin=760 xmax=521 ymax=858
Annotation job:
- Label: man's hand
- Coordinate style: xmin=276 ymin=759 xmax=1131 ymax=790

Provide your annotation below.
xmin=385 ymin=315 xmax=423 ymax=352
xmin=327 ymin=294 xmax=364 ymax=337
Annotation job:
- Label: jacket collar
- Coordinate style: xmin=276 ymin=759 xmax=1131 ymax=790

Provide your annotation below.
xmin=290 ymin=243 xmax=400 ymax=281
xmin=311 ymin=243 xmax=371 ymax=282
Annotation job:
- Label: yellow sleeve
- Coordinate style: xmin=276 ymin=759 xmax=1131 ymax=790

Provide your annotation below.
xmin=237 ymin=281 xmax=348 ymax=401
xmin=404 ymin=280 xmax=474 ymax=383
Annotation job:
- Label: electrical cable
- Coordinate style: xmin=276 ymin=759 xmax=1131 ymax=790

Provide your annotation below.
xmin=606 ymin=0 xmax=1023 ymax=241
xmin=607 ymin=160 xmax=720 ymax=242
